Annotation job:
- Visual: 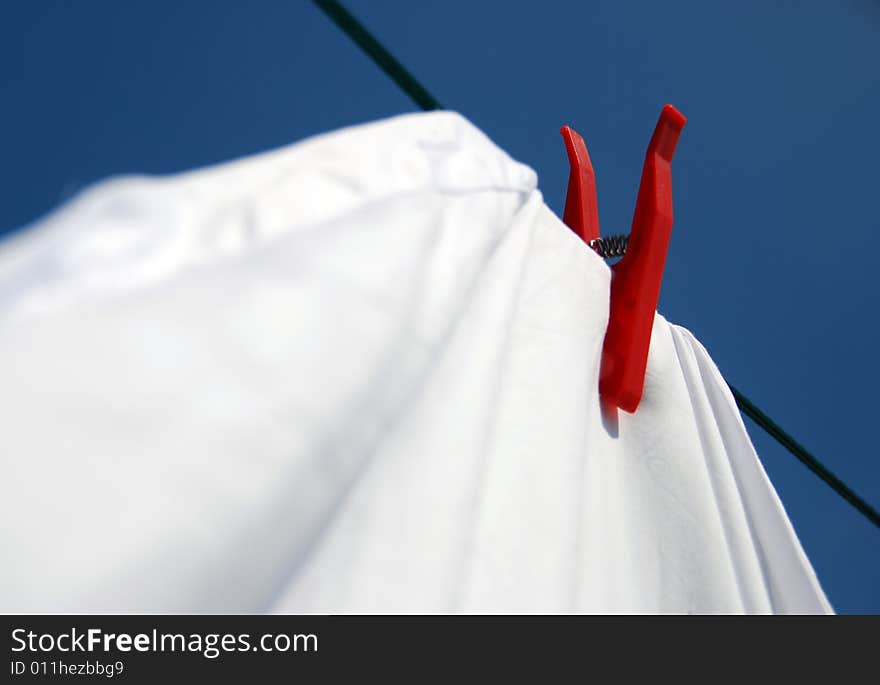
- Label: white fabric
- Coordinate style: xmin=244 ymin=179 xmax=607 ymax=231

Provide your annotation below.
xmin=0 ymin=111 xmax=830 ymax=613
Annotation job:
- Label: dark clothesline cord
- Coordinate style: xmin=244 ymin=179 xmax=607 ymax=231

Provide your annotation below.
xmin=730 ymin=385 xmax=880 ymax=529
xmin=312 ymin=0 xmax=880 ymax=532
xmin=313 ymin=0 xmax=443 ymax=111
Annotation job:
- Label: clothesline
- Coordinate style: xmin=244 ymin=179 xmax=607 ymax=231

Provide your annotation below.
xmin=312 ymin=0 xmax=880 ymax=532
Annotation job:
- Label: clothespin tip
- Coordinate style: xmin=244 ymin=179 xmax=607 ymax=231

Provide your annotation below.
xmin=653 ymin=105 xmax=687 ymax=161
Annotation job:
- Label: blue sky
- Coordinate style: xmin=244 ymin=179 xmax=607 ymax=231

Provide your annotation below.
xmin=1 ymin=1 xmax=878 ymax=612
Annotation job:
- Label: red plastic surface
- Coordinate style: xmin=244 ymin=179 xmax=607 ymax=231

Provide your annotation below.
xmin=561 ymin=125 xmax=600 ymax=244
xmin=561 ymin=104 xmax=686 ymax=412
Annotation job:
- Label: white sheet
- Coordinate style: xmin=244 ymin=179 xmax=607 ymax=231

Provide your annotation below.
xmin=0 ymin=111 xmax=830 ymax=613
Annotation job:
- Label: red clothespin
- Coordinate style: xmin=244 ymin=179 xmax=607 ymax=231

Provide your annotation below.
xmin=561 ymin=104 xmax=687 ymax=412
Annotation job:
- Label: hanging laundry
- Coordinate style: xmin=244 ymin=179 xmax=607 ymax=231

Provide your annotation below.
xmin=0 ymin=111 xmax=830 ymax=613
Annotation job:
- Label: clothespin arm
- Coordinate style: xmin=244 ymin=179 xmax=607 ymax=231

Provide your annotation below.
xmin=600 ymin=104 xmax=686 ymax=412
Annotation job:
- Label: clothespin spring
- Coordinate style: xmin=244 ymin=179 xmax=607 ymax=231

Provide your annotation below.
xmin=589 ymin=234 xmax=629 ymax=259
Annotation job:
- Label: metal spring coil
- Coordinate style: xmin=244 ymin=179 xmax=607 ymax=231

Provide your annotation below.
xmin=589 ymin=234 xmax=629 ymax=259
